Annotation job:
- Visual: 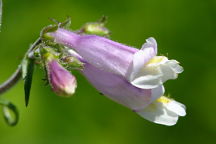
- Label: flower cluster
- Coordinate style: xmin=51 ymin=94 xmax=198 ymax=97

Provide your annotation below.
xmin=0 ymin=18 xmax=186 ymax=126
xmin=45 ymin=27 xmax=186 ymax=126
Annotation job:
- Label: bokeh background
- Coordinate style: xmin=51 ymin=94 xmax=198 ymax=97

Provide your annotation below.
xmin=0 ymin=0 xmax=216 ymax=143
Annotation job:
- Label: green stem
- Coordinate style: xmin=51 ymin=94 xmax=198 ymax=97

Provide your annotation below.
xmin=0 ymin=38 xmax=41 ymax=95
xmin=0 ymin=66 xmax=21 ymax=94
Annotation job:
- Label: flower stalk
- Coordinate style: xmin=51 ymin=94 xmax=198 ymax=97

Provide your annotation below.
xmin=0 ymin=38 xmax=41 ymax=95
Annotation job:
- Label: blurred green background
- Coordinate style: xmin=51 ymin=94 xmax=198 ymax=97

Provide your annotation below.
xmin=0 ymin=0 xmax=216 ymax=143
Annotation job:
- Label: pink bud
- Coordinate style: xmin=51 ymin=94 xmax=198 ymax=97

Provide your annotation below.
xmin=47 ymin=60 xmax=77 ymax=97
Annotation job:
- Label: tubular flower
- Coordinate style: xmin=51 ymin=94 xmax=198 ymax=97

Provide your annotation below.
xmin=46 ymin=59 xmax=77 ymax=97
xmin=48 ymin=28 xmax=185 ymax=125
xmin=49 ymin=28 xmax=183 ymax=89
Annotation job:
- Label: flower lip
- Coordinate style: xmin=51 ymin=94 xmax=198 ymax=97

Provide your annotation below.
xmin=125 ymin=37 xmax=158 ymax=84
xmin=127 ymin=55 xmax=183 ymax=89
xmin=136 ymin=96 xmax=186 ymax=126
xmin=141 ymin=37 xmax=157 ymax=55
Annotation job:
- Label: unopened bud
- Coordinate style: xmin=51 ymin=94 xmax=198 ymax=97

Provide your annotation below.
xmin=81 ymin=17 xmax=110 ymax=36
xmin=47 ymin=59 xmax=77 ymax=97
xmin=41 ymin=47 xmax=77 ymax=97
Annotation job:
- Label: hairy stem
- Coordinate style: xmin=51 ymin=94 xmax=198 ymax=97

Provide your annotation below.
xmin=0 ymin=38 xmax=41 ymax=95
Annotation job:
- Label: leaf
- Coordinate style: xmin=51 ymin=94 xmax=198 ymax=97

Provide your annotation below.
xmin=0 ymin=99 xmax=19 ymax=126
xmin=22 ymin=58 xmax=35 ymax=107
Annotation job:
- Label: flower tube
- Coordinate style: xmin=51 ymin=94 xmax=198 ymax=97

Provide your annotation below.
xmin=48 ymin=28 xmax=183 ymax=89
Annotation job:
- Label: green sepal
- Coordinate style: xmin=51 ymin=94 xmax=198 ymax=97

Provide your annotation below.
xmin=49 ymin=17 xmax=71 ymax=29
xmin=61 ymin=56 xmax=84 ymax=71
xmin=59 ymin=17 xmax=71 ymax=29
xmin=40 ymin=46 xmax=60 ymax=62
xmin=0 ymin=99 xmax=19 ymax=126
xmin=41 ymin=17 xmax=71 ymax=43
xmin=22 ymin=57 xmax=35 ymax=107
xmin=40 ymin=24 xmax=58 ymax=41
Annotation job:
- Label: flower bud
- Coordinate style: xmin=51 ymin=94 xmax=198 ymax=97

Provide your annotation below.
xmin=81 ymin=22 xmax=110 ymax=36
xmin=46 ymin=59 xmax=77 ymax=97
xmin=40 ymin=47 xmax=77 ymax=97
xmin=80 ymin=17 xmax=110 ymax=37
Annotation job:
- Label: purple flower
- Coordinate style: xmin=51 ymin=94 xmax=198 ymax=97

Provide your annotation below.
xmin=46 ymin=59 xmax=77 ymax=97
xmin=50 ymin=29 xmax=183 ymax=89
xmin=48 ymin=28 xmax=185 ymax=125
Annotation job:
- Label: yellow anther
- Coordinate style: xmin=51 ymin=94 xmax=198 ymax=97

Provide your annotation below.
xmin=156 ymin=96 xmax=172 ymax=104
xmin=146 ymin=56 xmax=166 ymax=65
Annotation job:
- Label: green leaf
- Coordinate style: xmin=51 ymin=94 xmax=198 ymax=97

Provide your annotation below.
xmin=0 ymin=99 xmax=19 ymax=126
xmin=22 ymin=58 xmax=35 ymax=107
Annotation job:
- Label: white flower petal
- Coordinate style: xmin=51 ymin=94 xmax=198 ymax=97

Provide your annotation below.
xmin=136 ymin=102 xmax=179 ymax=126
xmin=127 ymin=48 xmax=156 ymax=82
xmin=126 ymin=37 xmax=157 ymax=82
xmin=141 ymin=37 xmax=157 ymax=55
xmin=167 ymin=60 xmax=184 ymax=73
xmin=131 ymin=74 xmax=162 ymax=89
xmin=151 ymin=85 xmax=165 ymax=100
xmin=159 ymin=60 xmax=183 ymax=82
xmin=129 ymin=57 xmax=165 ymax=89
xmin=166 ymin=100 xmax=186 ymax=116
xmin=129 ymin=56 xmax=183 ymax=89
xmin=136 ymin=96 xmax=186 ymax=126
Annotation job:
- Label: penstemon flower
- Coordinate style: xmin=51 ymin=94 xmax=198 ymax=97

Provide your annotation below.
xmin=49 ymin=29 xmax=183 ymax=89
xmin=46 ymin=28 xmax=186 ymax=126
